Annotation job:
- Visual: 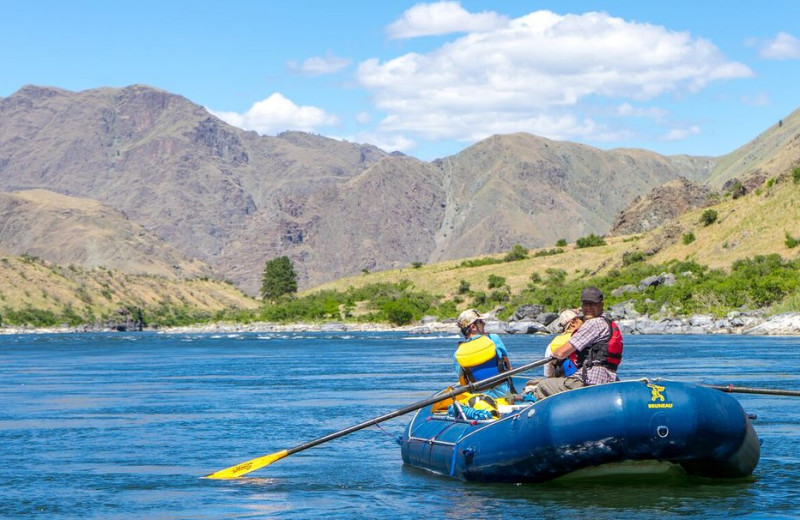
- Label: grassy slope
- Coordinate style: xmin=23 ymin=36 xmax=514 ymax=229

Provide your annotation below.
xmin=0 ymin=256 xmax=259 ymax=324
xmin=305 ymin=174 xmax=800 ymax=304
xmin=645 ymin=176 xmax=800 ymax=269
xmin=306 ymin=237 xmax=632 ymax=301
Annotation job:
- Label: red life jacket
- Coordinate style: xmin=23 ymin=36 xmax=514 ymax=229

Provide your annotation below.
xmin=575 ymin=317 xmax=623 ymax=371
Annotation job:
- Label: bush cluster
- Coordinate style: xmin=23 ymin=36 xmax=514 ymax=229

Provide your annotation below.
xmin=504 ymin=244 xmax=528 ymax=262
xmin=533 ymin=248 xmax=564 ymax=258
xmin=700 ymin=209 xmax=718 ymax=226
xmin=575 ymin=233 xmax=607 ymax=248
xmin=459 ymin=257 xmax=503 ymax=268
xmin=622 ymin=251 xmax=646 ymax=265
xmin=501 ymin=254 xmax=800 ymax=320
xmin=259 ymin=281 xmax=440 ymax=326
xmin=2 ymin=306 xmax=61 ymax=327
xmin=460 ymin=244 xmax=532 ymax=268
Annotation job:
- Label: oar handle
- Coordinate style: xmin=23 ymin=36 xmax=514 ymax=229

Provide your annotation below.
xmin=705 ymin=384 xmax=800 ymax=397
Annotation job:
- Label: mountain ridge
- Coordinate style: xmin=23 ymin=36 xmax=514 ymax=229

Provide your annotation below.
xmin=1 ymin=84 xmax=798 ymax=297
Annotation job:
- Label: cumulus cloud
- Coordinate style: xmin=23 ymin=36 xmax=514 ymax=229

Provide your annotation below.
xmin=661 ymin=125 xmax=701 ymax=142
xmin=386 ymin=1 xmax=508 ymax=39
xmin=751 ymin=32 xmax=800 ymax=60
xmin=361 ymin=9 xmax=753 ymax=146
xmin=208 ymin=93 xmax=338 ymax=135
xmin=615 ymin=103 xmax=668 ymax=119
xmin=287 ymin=53 xmax=352 ymax=75
xmin=350 ymin=132 xmax=417 ymax=153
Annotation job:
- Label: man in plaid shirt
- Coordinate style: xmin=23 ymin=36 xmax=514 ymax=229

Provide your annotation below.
xmin=533 ymin=286 xmax=620 ymax=400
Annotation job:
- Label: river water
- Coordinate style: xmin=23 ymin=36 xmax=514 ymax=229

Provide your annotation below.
xmin=1 ymin=331 xmax=799 ymax=519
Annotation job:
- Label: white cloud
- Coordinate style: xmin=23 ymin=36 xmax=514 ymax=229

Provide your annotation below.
xmin=615 ymin=103 xmax=668 ymax=119
xmin=208 ymin=93 xmax=338 ymax=135
xmin=386 ymin=1 xmax=508 ymax=39
xmin=287 ymin=53 xmax=352 ymax=75
xmin=754 ymin=32 xmax=800 ymax=60
xmin=355 ymin=111 xmax=372 ymax=124
xmin=661 ymin=125 xmax=701 ymax=142
xmin=360 ymin=10 xmax=753 ymax=145
xmin=350 ymin=132 xmax=417 ymax=153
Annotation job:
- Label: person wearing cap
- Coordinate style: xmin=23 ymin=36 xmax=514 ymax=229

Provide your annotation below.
xmin=520 ymin=309 xmax=583 ymax=395
xmin=453 ymin=309 xmax=513 ymax=399
xmin=543 ymin=309 xmax=583 ymax=378
xmin=533 ymin=286 xmax=623 ymax=400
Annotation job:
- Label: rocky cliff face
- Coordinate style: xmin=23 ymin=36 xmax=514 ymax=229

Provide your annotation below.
xmin=428 ymin=134 xmax=714 ymax=260
xmin=609 ymin=177 xmax=715 ymax=236
xmin=0 ymin=84 xmax=727 ymax=294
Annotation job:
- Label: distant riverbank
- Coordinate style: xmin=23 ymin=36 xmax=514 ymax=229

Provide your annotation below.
xmin=4 ymin=311 xmax=800 ymax=336
xmin=160 ymin=311 xmax=800 ymax=336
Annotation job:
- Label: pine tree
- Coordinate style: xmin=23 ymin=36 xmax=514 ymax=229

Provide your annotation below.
xmin=261 ymin=256 xmax=298 ymax=301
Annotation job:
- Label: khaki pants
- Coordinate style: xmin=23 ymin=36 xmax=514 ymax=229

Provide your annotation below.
xmin=533 ymin=375 xmax=585 ymax=400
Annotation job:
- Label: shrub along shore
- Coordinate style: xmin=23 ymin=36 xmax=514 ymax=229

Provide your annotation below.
xmin=2 ymin=253 xmax=800 ymax=334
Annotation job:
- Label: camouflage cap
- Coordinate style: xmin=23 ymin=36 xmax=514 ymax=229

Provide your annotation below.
xmin=457 ymin=309 xmax=485 ymax=329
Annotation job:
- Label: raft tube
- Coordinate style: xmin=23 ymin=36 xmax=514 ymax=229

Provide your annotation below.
xmin=399 ymin=379 xmax=759 ymax=483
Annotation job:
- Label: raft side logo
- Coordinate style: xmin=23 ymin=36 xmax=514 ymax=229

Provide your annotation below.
xmin=647 ymin=383 xmax=674 ymax=409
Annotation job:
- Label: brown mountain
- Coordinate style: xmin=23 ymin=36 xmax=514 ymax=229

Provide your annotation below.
xmin=0 ymin=85 xmax=388 ymax=292
xmin=427 ymin=134 xmax=713 ymax=261
xmin=0 ymin=84 xmax=780 ymax=295
xmin=0 ymin=189 xmax=210 ymax=278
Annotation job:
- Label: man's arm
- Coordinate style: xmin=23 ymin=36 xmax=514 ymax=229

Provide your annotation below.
xmin=551 ymin=341 xmax=576 ymax=360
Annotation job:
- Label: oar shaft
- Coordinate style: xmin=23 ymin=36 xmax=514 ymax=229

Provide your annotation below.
xmin=206 ymin=356 xmax=551 ymax=477
xmin=705 ymin=384 xmax=800 ymax=397
xmin=286 ymin=356 xmax=551 ymax=456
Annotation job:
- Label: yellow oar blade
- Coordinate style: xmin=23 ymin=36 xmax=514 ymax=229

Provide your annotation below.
xmin=204 ymin=449 xmax=289 ymax=479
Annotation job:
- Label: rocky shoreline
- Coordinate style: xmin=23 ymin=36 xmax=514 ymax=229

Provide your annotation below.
xmin=495 ymin=311 xmax=800 ymax=336
xmin=4 ymin=311 xmax=800 ymax=336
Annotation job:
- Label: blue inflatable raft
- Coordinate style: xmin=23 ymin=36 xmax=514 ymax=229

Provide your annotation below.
xmin=399 ymin=378 xmax=760 ymax=482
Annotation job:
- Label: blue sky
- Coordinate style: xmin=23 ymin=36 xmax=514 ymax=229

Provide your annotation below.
xmin=2 ymin=1 xmax=799 ymax=161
